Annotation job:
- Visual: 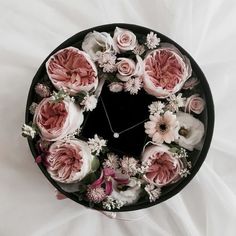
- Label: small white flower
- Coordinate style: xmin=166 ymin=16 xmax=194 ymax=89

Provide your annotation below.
xmin=144 ymin=184 xmax=161 ymax=202
xmin=172 ymin=147 xmax=188 ymax=159
xmin=88 ymin=134 xmax=107 ymax=155
xmin=62 ymin=128 xmax=81 ymax=141
xmin=124 ymin=77 xmax=142 ymax=95
xmin=120 ymin=156 xmax=139 ymax=176
xmin=167 ymin=93 xmax=186 ymax=112
xmin=148 ymin=101 xmax=165 ymax=115
xmin=179 ymin=168 xmax=191 ymax=178
xmin=102 ymin=196 xmax=125 ymax=210
xmin=132 ymin=44 xmax=145 ymax=55
xmin=103 ymin=153 xmax=120 ymax=169
xmin=96 ymin=51 xmax=117 ymax=73
xmin=80 ymin=94 xmax=98 ymax=112
xmin=21 ymin=124 xmax=37 ymax=138
xmin=187 ymin=161 xmax=192 ymax=169
xmin=146 ymin=32 xmax=160 ymax=49
xmin=29 ymin=102 xmax=38 ymax=115
xmin=51 ymin=90 xmax=72 ymax=102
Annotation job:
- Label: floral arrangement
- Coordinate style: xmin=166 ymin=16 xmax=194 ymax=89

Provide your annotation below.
xmin=23 ymin=27 xmax=206 ymax=210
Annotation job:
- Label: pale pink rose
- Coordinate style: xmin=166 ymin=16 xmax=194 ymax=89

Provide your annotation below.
xmin=46 ymin=139 xmax=94 ymax=183
xmin=113 ymin=27 xmax=137 ymax=53
xmin=108 ymin=82 xmax=123 ymax=92
xmin=185 ymin=94 xmax=205 ymax=114
xmin=142 ymin=144 xmax=183 ymax=186
xmin=144 ymin=43 xmax=192 ymax=98
xmin=33 ymin=97 xmax=83 ymax=141
xmin=116 ymin=58 xmax=136 ymax=81
xmin=182 ymin=77 xmax=199 ymax=90
xmin=46 ymin=47 xmax=98 ymax=95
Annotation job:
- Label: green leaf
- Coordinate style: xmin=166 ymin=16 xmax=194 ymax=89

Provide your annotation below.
xmin=91 ymin=156 xmax=100 ymax=172
xmin=81 ymin=172 xmax=98 ymax=185
xmin=169 ymin=147 xmax=179 ymax=153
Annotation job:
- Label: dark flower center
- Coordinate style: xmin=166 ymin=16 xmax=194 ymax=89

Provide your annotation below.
xmin=179 ymin=127 xmax=189 ymax=137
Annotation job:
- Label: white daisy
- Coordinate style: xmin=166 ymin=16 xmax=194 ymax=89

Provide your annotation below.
xmin=167 ymin=93 xmax=186 ymax=112
xmin=124 ymin=77 xmax=142 ymax=95
xmin=148 ymin=101 xmax=165 ymax=115
xmin=80 ymin=94 xmax=98 ymax=112
xmin=88 ymin=134 xmax=107 ymax=155
xmin=144 ymin=111 xmax=179 ymax=144
xmin=146 ymin=32 xmax=160 ymax=49
xmin=103 ymin=153 xmax=120 ymax=169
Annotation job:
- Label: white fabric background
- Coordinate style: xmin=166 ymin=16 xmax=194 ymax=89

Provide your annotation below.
xmin=1 ymin=0 xmax=236 ymax=235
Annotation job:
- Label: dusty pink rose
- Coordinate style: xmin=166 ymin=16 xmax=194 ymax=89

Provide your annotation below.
xmin=113 ymin=27 xmax=137 ymax=53
xmin=46 ymin=139 xmax=94 ymax=183
xmin=34 ymin=97 xmax=83 ymax=141
xmin=116 ymin=58 xmax=136 ymax=81
xmin=182 ymin=77 xmax=199 ymax=90
xmin=144 ymin=43 xmax=192 ymax=98
xmin=108 ymin=82 xmax=123 ymax=92
xmin=142 ymin=144 xmax=183 ymax=186
xmin=46 ymin=47 xmax=98 ymax=95
xmin=185 ymin=94 xmax=205 ymax=114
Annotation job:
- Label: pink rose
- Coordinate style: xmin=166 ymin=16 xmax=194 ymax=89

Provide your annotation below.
xmin=182 ymin=77 xmax=199 ymax=90
xmin=142 ymin=144 xmax=183 ymax=186
xmin=46 ymin=47 xmax=98 ymax=95
xmin=143 ymin=43 xmax=192 ymax=98
xmin=185 ymin=94 xmax=205 ymax=114
xmin=108 ymin=82 xmax=123 ymax=92
xmin=113 ymin=27 xmax=137 ymax=53
xmin=46 ymin=139 xmax=94 ymax=183
xmin=116 ymin=58 xmax=136 ymax=81
xmin=34 ymin=97 xmax=83 ymax=141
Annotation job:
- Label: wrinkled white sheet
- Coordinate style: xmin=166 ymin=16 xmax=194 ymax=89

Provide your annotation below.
xmin=1 ymin=0 xmax=236 ymax=235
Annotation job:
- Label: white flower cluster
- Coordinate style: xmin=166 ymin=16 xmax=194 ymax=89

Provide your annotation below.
xmin=62 ymin=128 xmax=81 ymax=142
xmin=120 ymin=156 xmax=139 ymax=176
xmin=179 ymin=168 xmax=191 ymax=178
xmin=172 ymin=147 xmax=188 ymax=159
xmin=29 ymin=102 xmax=38 ymax=115
xmin=51 ymin=90 xmax=74 ymax=103
xmin=88 ymin=134 xmax=107 ymax=156
xmin=102 ymin=153 xmax=140 ymax=177
xmin=21 ymin=124 xmax=37 ymax=138
xmin=102 ymin=196 xmax=125 ymax=210
xmin=144 ymin=184 xmax=161 ymax=202
xmin=96 ymin=51 xmax=117 ymax=73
